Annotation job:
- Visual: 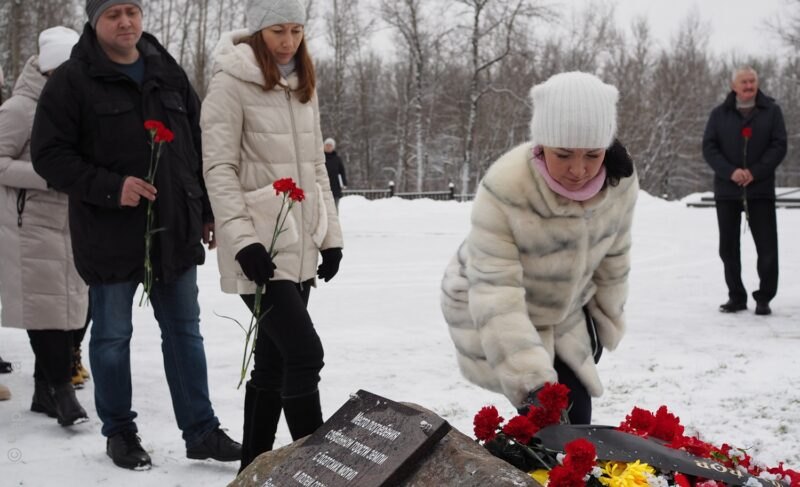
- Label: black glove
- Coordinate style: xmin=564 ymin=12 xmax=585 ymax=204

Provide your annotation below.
xmin=317 ymin=248 xmax=342 ymax=282
xmin=520 ymin=387 xmax=571 ymax=424
xmin=235 ymin=243 xmax=275 ymax=285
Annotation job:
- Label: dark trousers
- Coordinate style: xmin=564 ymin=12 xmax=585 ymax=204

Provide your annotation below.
xmin=715 ymin=198 xmax=779 ymax=304
xmin=519 ymin=310 xmax=602 ymax=425
xmin=27 ymin=330 xmax=74 ymax=385
xmin=241 ymin=279 xmax=324 ymax=398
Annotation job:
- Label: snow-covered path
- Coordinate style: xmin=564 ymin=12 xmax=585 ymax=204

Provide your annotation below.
xmin=1 ymin=194 xmax=798 ymax=486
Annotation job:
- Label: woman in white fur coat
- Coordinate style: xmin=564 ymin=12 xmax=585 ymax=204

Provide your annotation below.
xmin=441 ymin=72 xmax=638 ymax=424
xmin=200 ymin=0 xmax=343 ymax=471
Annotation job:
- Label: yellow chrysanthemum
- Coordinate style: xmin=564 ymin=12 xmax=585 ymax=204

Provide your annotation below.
xmin=529 ymin=469 xmax=549 ymax=485
xmin=598 ymin=460 xmax=655 ymax=487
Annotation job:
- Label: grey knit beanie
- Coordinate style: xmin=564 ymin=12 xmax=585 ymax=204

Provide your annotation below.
xmin=247 ymin=0 xmax=306 ymax=34
xmin=530 ymin=71 xmax=618 ymax=149
xmin=86 ymin=0 xmax=144 ymax=29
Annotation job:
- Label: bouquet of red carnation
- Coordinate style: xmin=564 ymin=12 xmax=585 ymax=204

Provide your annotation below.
xmin=473 ymin=389 xmax=800 ymax=487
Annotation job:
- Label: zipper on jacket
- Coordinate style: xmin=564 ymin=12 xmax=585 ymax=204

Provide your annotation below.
xmin=285 ymin=86 xmax=306 ymax=283
xmin=16 ymin=189 xmax=27 ymax=227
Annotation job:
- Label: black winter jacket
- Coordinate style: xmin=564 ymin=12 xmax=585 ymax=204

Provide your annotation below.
xmin=702 ymin=90 xmax=787 ymax=200
xmin=324 ymin=151 xmax=347 ymax=199
xmin=31 ymin=24 xmax=212 ymax=285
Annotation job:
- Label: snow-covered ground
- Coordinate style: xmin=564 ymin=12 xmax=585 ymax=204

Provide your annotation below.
xmin=1 ymin=193 xmax=798 ymax=486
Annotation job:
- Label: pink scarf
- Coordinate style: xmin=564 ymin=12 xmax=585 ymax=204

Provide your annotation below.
xmin=531 ymin=145 xmax=606 ymax=202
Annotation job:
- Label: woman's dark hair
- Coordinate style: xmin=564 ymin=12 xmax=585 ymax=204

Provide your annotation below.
xmin=604 ymin=138 xmax=635 ymax=187
xmin=241 ymin=32 xmax=316 ymax=104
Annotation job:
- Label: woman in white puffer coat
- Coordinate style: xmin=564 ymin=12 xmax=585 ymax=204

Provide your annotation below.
xmin=441 ymin=72 xmax=638 ymax=424
xmin=0 ymin=27 xmax=89 ymax=425
xmin=201 ymin=0 xmax=343 ymax=472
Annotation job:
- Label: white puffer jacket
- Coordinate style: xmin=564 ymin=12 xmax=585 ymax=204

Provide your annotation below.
xmin=441 ymin=142 xmax=638 ymax=407
xmin=0 ymin=56 xmax=88 ymax=330
xmin=201 ymin=30 xmax=343 ymax=294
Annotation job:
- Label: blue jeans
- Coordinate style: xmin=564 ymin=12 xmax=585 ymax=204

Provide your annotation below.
xmin=89 ymin=266 xmax=219 ymax=446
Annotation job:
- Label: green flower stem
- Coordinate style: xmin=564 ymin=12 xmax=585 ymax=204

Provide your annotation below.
xmin=238 ymin=193 xmax=296 ymax=387
xmin=139 ymin=138 xmax=160 ymax=307
xmin=743 ymin=138 xmax=750 ymax=226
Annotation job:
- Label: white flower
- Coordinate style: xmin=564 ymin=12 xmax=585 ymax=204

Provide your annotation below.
xmin=744 ymin=477 xmax=762 ymax=487
xmin=645 ymin=472 xmax=669 ymax=487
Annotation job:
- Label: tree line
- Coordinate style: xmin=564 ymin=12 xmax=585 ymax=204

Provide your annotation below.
xmin=2 ymin=0 xmax=799 ymax=199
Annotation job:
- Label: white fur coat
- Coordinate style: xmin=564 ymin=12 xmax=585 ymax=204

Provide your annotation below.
xmin=441 ymin=142 xmax=638 ymax=407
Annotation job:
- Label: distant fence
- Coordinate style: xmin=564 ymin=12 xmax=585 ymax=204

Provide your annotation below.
xmin=685 ymin=187 xmax=800 ymax=209
xmin=342 ymin=182 xmax=473 ymax=202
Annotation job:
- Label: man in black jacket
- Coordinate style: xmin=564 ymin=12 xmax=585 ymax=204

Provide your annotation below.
xmin=702 ymin=66 xmax=786 ymax=316
xmin=323 ymin=137 xmax=347 ymax=208
xmin=31 ymin=1 xmax=240 ymax=471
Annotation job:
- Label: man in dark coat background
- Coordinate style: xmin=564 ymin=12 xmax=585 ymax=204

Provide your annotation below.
xmin=702 ymin=66 xmax=787 ymax=316
xmin=30 ymin=0 xmax=240 ymax=471
xmin=323 ymin=137 xmax=347 ymax=208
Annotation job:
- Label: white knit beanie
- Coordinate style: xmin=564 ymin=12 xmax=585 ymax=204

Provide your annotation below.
xmin=323 ymin=138 xmax=335 ymax=149
xmin=530 ymin=71 xmax=618 ymax=149
xmin=247 ymin=0 xmax=306 ymax=34
xmin=38 ymin=26 xmax=80 ymax=73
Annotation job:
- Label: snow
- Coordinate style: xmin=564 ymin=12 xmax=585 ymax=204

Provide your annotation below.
xmin=1 ymin=192 xmax=798 ymax=486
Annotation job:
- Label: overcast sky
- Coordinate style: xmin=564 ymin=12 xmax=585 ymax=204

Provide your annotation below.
xmin=589 ymin=0 xmax=788 ymax=57
xmin=315 ymin=0 xmax=792 ymax=61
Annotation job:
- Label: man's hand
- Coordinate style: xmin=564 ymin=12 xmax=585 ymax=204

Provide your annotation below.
xmin=741 ymin=169 xmax=754 ymax=187
xmin=120 ymin=176 xmax=157 ymax=207
xmin=203 ymin=222 xmax=216 ymax=250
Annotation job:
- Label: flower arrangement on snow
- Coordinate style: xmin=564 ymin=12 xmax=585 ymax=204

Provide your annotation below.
xmin=473 ymin=383 xmax=799 ymax=487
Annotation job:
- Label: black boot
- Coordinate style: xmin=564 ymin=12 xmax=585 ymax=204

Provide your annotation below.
xmin=282 ymin=389 xmax=323 ymax=441
xmin=51 ymin=382 xmax=88 ymax=426
xmin=31 ymin=380 xmax=58 ymax=418
xmin=239 ymin=383 xmax=283 ymax=473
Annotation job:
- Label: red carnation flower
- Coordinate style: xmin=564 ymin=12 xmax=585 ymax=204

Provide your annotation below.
xmin=154 ymin=127 xmax=174 ymax=143
xmin=669 ymin=435 xmax=714 ymax=458
xmin=273 ymin=178 xmax=297 ymax=195
xmin=537 ymin=382 xmax=571 ymax=412
xmin=674 ymin=473 xmax=691 ymax=487
xmin=563 ymin=438 xmax=596 ymax=472
xmin=650 ymin=405 xmax=684 ymax=442
xmin=548 ymin=465 xmax=585 ymax=487
xmin=528 ymin=405 xmax=560 ymax=429
xmin=502 ymin=415 xmax=538 ymax=444
xmin=144 ymin=120 xmax=165 ymax=132
xmin=741 ymin=127 xmax=752 ymax=139
xmin=289 ymin=187 xmax=305 ymax=203
xmin=618 ymin=406 xmax=655 ymax=435
xmin=473 ymin=406 xmax=503 ymax=442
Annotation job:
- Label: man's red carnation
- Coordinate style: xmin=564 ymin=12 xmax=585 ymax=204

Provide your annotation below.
xmin=501 ymin=415 xmax=537 ymax=444
xmin=473 ymin=406 xmax=503 ymax=442
xmin=742 ymin=127 xmax=753 ymax=139
xmin=154 ymin=127 xmax=174 ymax=143
xmin=144 ymin=120 xmax=165 ymax=132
